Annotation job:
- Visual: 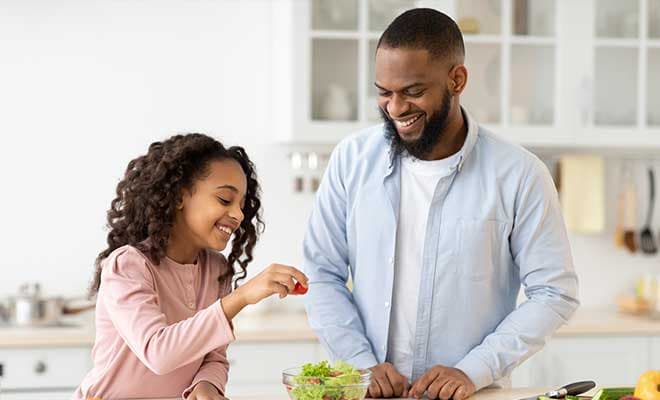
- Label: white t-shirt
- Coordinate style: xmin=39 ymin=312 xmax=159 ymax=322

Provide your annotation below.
xmin=386 ymin=150 xmax=462 ymax=381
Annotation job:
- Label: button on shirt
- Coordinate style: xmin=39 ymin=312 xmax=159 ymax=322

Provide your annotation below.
xmin=302 ymin=108 xmax=579 ymax=389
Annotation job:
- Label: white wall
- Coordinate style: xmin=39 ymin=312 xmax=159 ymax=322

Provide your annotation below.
xmin=0 ymin=0 xmax=655 ymax=310
xmin=0 ymin=0 xmax=313 ymax=309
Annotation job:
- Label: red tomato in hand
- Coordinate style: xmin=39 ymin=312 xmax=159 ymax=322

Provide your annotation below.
xmin=292 ymin=281 xmax=308 ymax=295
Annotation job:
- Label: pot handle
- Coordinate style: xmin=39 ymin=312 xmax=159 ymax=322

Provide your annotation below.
xmin=62 ymin=303 xmax=95 ymax=315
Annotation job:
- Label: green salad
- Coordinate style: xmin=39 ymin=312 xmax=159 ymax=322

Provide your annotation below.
xmin=290 ymin=360 xmax=367 ymax=400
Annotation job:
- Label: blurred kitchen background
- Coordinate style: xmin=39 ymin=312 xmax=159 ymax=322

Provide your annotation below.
xmin=1 ymin=0 xmax=660 ymax=398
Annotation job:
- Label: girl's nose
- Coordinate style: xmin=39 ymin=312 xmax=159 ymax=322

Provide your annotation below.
xmin=230 ymin=205 xmax=244 ymax=224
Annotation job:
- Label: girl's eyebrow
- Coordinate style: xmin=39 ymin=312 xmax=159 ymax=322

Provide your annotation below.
xmin=215 ymin=185 xmax=239 ymax=192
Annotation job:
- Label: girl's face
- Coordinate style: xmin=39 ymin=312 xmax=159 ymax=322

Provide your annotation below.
xmin=176 ymin=159 xmax=247 ymax=252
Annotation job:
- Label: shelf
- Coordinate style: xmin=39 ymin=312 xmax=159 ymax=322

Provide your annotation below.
xmin=309 ymin=30 xmax=361 ymax=39
xmin=464 ymin=34 xmax=503 ymax=44
xmin=494 ymin=126 xmax=660 ymax=149
xmin=594 ymin=39 xmax=640 ymax=48
xmin=510 ymin=35 xmax=556 ymax=45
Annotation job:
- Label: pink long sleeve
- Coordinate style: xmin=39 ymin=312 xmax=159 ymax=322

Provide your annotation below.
xmin=74 ymin=245 xmax=236 ymax=400
xmin=182 ymin=346 xmax=230 ymax=397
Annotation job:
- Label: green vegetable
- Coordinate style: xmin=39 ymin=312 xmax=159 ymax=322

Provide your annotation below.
xmin=591 ymin=387 xmax=635 ymax=400
xmin=291 ymin=360 xmax=366 ymax=400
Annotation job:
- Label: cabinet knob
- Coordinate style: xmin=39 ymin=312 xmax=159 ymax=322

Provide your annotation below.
xmin=34 ymin=361 xmax=47 ymax=375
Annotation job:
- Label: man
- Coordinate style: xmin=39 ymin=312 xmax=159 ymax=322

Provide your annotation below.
xmin=302 ymin=8 xmax=579 ymax=400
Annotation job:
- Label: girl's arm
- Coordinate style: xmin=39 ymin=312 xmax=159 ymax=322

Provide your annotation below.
xmin=182 ymin=345 xmax=229 ymax=398
xmin=100 ymin=247 xmax=235 ymax=375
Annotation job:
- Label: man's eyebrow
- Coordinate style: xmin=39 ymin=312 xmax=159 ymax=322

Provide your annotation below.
xmin=374 ymin=82 xmax=425 ymax=91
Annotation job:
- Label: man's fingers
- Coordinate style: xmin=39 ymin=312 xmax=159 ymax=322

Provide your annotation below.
xmin=437 ymin=379 xmax=460 ymax=400
xmin=411 ymin=372 xmax=436 ymax=398
xmin=384 ymin=368 xmax=408 ymax=396
xmin=377 ymin=376 xmax=395 ymax=398
xmin=454 ymin=384 xmax=473 ymax=400
xmin=426 ymin=375 xmax=450 ymax=399
xmin=368 ymin=379 xmax=383 ymax=398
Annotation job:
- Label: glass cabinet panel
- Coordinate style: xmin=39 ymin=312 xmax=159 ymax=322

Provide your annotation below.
xmin=595 ymin=0 xmax=639 ymax=38
xmin=456 ymin=0 xmax=501 ymax=35
xmin=648 ymin=49 xmax=660 ymax=126
xmin=311 ymin=39 xmax=359 ymax=121
xmin=312 ymin=0 xmax=359 ymax=31
xmin=462 ymin=43 xmax=501 ymax=124
xmin=650 ymin=0 xmax=660 ymax=39
xmin=368 ymin=0 xmax=418 ymax=32
xmin=367 ymin=40 xmax=381 ymax=121
xmin=594 ymin=47 xmax=638 ymax=125
xmin=512 ymin=0 xmax=555 ymax=36
xmin=510 ymin=44 xmax=555 ymax=125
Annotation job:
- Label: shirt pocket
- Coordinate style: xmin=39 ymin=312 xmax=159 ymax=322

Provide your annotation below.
xmin=451 ymin=218 xmax=510 ymax=281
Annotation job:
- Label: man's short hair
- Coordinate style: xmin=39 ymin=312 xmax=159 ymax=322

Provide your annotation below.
xmin=377 ymin=8 xmax=465 ymax=63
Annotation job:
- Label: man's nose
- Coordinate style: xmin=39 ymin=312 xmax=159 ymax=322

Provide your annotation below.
xmin=386 ymin=94 xmax=410 ymax=118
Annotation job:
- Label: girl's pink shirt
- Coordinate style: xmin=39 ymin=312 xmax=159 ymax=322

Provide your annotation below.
xmin=73 ymin=244 xmax=235 ymax=400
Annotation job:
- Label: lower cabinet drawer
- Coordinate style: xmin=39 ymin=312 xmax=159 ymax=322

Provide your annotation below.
xmin=0 ymin=347 xmax=91 ymax=390
xmin=226 ymin=341 xmax=321 ymax=385
xmin=0 ymin=390 xmax=74 ymax=400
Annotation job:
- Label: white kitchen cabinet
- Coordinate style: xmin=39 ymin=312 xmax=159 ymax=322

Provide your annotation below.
xmin=513 ymin=336 xmax=650 ymax=388
xmin=271 ymin=0 xmax=660 ymax=148
xmin=0 ymin=346 xmax=90 ymax=400
xmin=0 ymin=346 xmax=91 ymax=391
xmin=0 ymin=390 xmax=74 ymax=400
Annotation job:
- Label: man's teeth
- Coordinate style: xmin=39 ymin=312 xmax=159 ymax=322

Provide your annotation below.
xmin=397 ymin=114 xmax=422 ymax=127
xmin=217 ymin=225 xmax=232 ymax=234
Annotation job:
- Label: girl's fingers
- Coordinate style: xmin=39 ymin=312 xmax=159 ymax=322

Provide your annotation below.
xmin=268 ymin=281 xmax=289 ymax=299
xmin=275 ymin=264 xmax=309 ymax=286
xmin=270 ymin=272 xmax=296 ymax=293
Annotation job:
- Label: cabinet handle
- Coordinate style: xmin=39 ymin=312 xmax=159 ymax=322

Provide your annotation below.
xmin=34 ymin=361 xmax=47 ymax=375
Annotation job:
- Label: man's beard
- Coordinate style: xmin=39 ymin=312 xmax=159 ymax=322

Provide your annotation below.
xmin=382 ymin=89 xmax=452 ymax=160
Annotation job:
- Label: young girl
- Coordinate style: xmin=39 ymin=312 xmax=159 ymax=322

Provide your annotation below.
xmin=74 ymin=133 xmax=308 ymax=400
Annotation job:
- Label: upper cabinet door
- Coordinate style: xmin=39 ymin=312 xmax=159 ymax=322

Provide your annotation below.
xmin=271 ymin=0 xmax=660 ymax=147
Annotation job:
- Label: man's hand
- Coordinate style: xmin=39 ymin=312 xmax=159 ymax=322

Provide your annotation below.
xmin=187 ymin=381 xmax=225 ymax=400
xmin=408 ymin=365 xmax=475 ymax=400
xmin=367 ymin=362 xmax=409 ymax=398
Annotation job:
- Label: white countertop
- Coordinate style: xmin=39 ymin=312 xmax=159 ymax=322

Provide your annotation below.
xmin=1 ymin=307 xmax=659 ymax=348
xmin=135 ymin=388 xmax=559 ymax=400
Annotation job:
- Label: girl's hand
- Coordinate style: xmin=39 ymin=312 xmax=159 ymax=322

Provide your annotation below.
xmin=237 ymin=263 xmax=308 ymax=304
xmin=221 ymin=264 xmax=308 ymax=320
xmin=187 ymin=381 xmax=225 ymax=400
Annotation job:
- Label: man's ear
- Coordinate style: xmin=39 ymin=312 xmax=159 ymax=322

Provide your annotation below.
xmin=448 ymin=64 xmax=468 ymax=95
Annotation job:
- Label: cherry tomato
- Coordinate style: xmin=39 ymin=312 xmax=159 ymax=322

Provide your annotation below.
xmin=292 ymin=281 xmax=308 ymax=295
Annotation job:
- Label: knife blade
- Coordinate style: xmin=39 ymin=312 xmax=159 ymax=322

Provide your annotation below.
xmin=518 ymin=380 xmax=596 ymax=400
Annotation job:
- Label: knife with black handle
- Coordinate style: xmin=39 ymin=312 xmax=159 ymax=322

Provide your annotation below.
xmin=519 ymin=381 xmax=596 ymax=400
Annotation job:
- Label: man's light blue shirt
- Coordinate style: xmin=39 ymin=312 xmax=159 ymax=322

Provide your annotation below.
xmin=302 ymin=110 xmax=579 ymax=389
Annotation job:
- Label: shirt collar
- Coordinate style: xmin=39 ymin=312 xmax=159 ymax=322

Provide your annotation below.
xmin=384 ymin=106 xmax=479 ymax=177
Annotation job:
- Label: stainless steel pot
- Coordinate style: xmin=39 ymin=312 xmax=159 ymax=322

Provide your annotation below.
xmin=3 ymin=283 xmax=95 ymax=327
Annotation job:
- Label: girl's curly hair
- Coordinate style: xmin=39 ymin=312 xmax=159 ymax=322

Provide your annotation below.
xmin=89 ymin=133 xmax=264 ymax=297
